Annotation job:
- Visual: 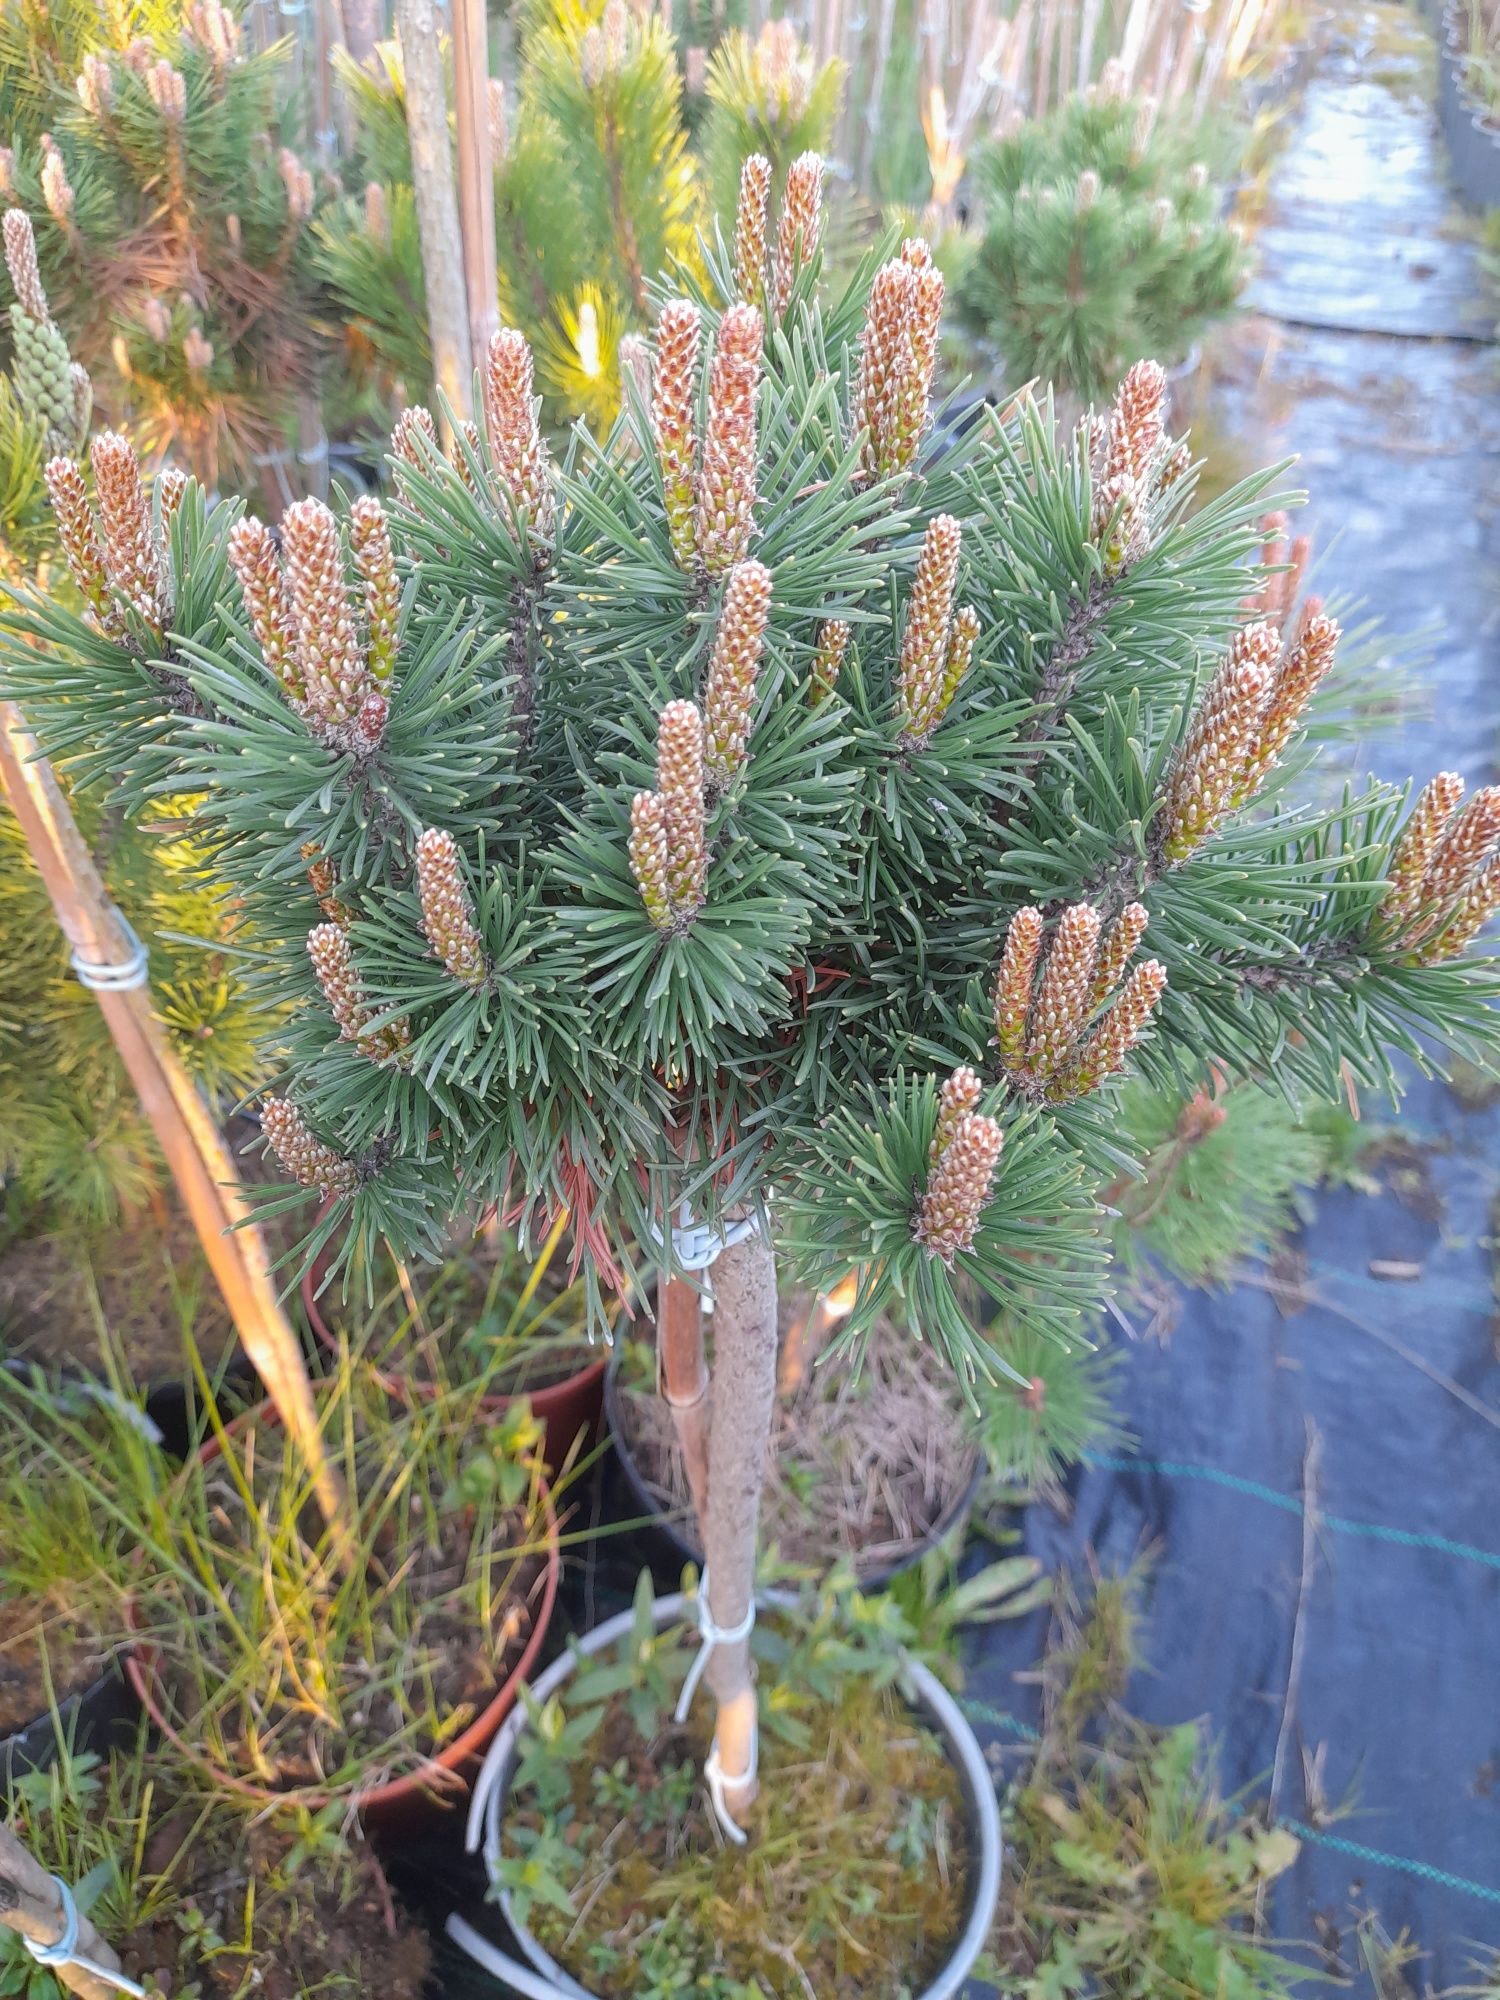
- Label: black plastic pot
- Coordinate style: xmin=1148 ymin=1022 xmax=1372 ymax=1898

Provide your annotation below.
xmin=0 ymin=1656 xmax=139 ymax=1791
xmin=601 ymin=1346 xmax=984 ymax=1591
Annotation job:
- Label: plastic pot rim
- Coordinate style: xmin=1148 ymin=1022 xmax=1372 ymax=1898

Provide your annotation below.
xmin=455 ymin=1588 xmax=1002 ymax=2000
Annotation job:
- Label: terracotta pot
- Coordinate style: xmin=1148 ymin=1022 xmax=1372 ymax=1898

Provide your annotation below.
xmin=123 ymin=1399 xmax=561 ymax=1826
xmin=301 ymin=1210 xmax=608 ymax=1474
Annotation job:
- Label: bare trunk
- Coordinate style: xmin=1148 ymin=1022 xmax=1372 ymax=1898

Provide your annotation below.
xmin=0 ymin=704 xmax=351 ymax=1558
xmin=658 ymin=1272 xmax=712 ymax=1530
xmin=0 ymin=1824 xmax=133 ymax=2000
xmin=701 ymin=1221 xmax=778 ymax=1818
xmin=395 ymin=0 xmax=474 ymax=431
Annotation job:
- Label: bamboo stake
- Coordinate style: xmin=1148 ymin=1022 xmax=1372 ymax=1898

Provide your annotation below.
xmin=394 ymin=0 xmax=474 ymax=432
xmin=0 ymin=1827 xmax=130 ymax=2000
xmin=452 ymin=0 xmax=498 ymax=369
xmin=0 ymin=703 xmax=350 ymax=1554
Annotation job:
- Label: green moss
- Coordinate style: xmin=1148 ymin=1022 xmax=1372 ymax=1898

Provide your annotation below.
xmin=505 ymin=1609 xmax=971 ymax=1998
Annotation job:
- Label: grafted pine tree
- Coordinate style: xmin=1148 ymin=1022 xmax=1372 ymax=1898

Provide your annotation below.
xmin=5 ymin=153 xmax=1498 ymax=1835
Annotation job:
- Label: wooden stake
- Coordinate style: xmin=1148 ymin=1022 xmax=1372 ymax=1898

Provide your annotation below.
xmin=0 ymin=703 xmax=351 ymax=1557
xmin=394 ymin=0 xmax=474 ymax=432
xmin=0 ymin=1825 xmax=133 ymax=2000
xmin=452 ymin=0 xmax=498 ymax=370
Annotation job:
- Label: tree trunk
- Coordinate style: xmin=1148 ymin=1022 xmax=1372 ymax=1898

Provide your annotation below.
xmin=701 ymin=1220 xmax=778 ymax=1819
xmin=394 ymin=0 xmax=474 ymax=431
xmin=0 ymin=704 xmax=351 ymax=1560
xmin=658 ymin=1273 xmax=711 ymax=1530
xmin=0 ymin=1825 xmax=134 ymax=2000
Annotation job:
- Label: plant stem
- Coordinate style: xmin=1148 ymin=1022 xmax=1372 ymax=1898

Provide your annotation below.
xmin=0 ymin=1826 xmax=128 ymax=2000
xmin=701 ymin=1218 xmax=778 ymax=1817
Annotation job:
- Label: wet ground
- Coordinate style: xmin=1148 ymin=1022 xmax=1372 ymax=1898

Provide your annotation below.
xmin=961 ymin=5 xmax=1500 ymax=1989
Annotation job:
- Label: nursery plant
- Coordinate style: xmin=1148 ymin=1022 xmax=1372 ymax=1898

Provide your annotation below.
xmin=0 ymin=1377 xmax=141 ymax=1748
xmin=958 ymin=87 xmax=1246 ymax=405
xmin=5 ymin=140 xmax=1500 ymax=1985
xmin=0 ymin=0 xmax=325 ymax=496
xmin=316 ymin=3 xmax=838 ymax=430
xmin=7 ymin=1336 xmax=560 ymax=1807
xmin=318 ymin=0 xmax=700 ymax=432
xmin=0 ymin=1736 xmax=431 ymax=1999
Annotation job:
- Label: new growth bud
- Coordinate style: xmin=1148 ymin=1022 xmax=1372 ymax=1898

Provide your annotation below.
xmin=7 ymin=214 xmax=89 ymax=454
xmin=696 ymin=304 xmax=762 ymax=576
xmin=308 ymin=923 xmax=409 ymax=1063
xmin=45 ymin=456 xmax=114 ymax=631
xmin=630 ymin=700 xmax=709 ymax=932
xmin=228 ymin=516 xmax=303 ymax=708
xmin=90 ymin=431 xmax=165 ymax=634
xmin=734 ymin=153 xmax=772 ymax=307
xmin=1375 ymin=776 xmax=1500 ymax=961
xmin=1089 ymin=360 xmax=1171 ymax=577
xmin=993 ymin=900 xmax=1162 ymax=1099
xmin=929 ymin=1064 xmax=982 ymax=1165
xmin=703 ymin=559 xmax=772 ymax=787
xmin=993 ymin=906 xmax=1044 ymax=1067
xmin=810 ymin=618 xmax=849 ymax=706
xmin=1054 ymin=958 xmax=1168 ymax=1100
xmin=415 ymin=827 xmax=489 ymax=985
xmin=773 ymin=151 xmax=823 ymax=319
xmin=232 ymin=500 xmax=394 ymax=756
xmin=851 ymin=240 xmax=944 ymax=483
xmin=349 ymin=496 xmax=400 ymax=690
xmin=261 ymin=1097 xmax=358 ymax=1198
xmin=1159 ymin=623 xmax=1279 ymax=864
xmin=915 ymin=1072 xmax=1004 ymax=1265
xmin=896 ymin=516 xmax=976 ymax=748
xmin=483 ymin=327 xmax=555 ymax=546
xmin=392 ymin=405 xmax=438 ymax=471
xmin=652 ymin=300 xmax=700 ymax=571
